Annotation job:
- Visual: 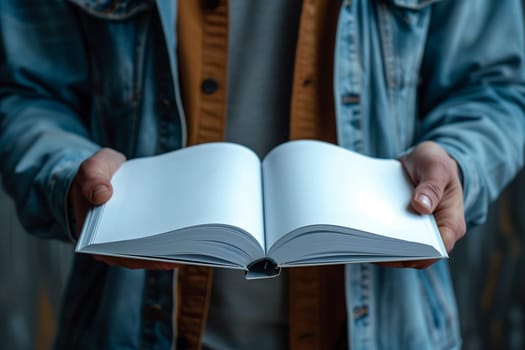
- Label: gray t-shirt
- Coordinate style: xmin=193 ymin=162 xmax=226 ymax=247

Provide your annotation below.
xmin=202 ymin=1 xmax=302 ymax=349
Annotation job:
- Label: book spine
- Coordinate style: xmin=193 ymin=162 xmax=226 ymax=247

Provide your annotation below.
xmin=245 ymin=258 xmax=280 ymax=280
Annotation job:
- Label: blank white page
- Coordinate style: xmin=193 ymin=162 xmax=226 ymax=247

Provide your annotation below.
xmin=87 ymin=143 xmax=265 ymax=248
xmin=262 ymin=140 xmax=443 ymax=252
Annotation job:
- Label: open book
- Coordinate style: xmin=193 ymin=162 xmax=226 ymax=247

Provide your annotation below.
xmin=76 ymin=140 xmax=447 ymax=278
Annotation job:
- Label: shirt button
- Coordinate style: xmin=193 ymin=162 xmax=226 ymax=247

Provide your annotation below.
xmin=203 ymin=0 xmax=220 ymax=10
xmin=201 ymin=78 xmax=218 ymax=94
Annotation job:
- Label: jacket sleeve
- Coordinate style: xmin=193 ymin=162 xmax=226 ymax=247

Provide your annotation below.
xmin=0 ymin=1 xmax=100 ymax=241
xmin=418 ymin=0 xmax=525 ymax=227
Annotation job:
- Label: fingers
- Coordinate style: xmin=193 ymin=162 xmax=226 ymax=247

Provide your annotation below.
xmin=376 ymin=259 xmax=437 ymax=269
xmin=76 ymin=148 xmax=126 ymax=205
xmin=401 ymin=142 xmax=457 ymax=215
xmin=93 ymin=255 xmax=182 ymax=270
xmin=68 ymin=148 xmax=126 ymax=238
xmin=435 ymin=193 xmax=466 ymax=252
xmin=375 ymin=141 xmax=467 ymax=271
xmin=400 ymin=141 xmax=466 ymax=255
xmin=72 ymin=149 xmax=178 ymax=270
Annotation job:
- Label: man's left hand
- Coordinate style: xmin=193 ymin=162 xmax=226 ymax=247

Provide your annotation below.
xmin=379 ymin=141 xmax=466 ymax=269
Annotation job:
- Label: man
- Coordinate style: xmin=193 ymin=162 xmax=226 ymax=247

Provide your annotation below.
xmin=1 ymin=0 xmax=524 ymax=349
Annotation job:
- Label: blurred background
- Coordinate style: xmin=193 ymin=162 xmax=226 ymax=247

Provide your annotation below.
xmin=450 ymin=168 xmax=525 ymax=350
xmin=0 ymin=175 xmax=73 ymax=350
xmin=1 ymin=168 xmax=525 ymax=349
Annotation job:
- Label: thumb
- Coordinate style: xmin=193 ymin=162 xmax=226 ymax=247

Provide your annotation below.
xmin=411 ymin=176 xmax=446 ymax=215
xmin=76 ymin=148 xmax=126 ymax=205
xmin=400 ymin=142 xmax=457 ymax=215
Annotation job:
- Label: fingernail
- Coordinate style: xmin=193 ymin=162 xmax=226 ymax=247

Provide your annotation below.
xmin=92 ymin=185 xmax=109 ymax=201
xmin=417 ymin=194 xmax=432 ymax=210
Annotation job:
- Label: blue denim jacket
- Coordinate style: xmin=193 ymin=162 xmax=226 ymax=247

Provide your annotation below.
xmin=1 ymin=0 xmax=525 ymax=349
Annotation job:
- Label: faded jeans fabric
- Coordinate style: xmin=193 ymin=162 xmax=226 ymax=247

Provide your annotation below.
xmin=1 ymin=0 xmax=525 ymax=349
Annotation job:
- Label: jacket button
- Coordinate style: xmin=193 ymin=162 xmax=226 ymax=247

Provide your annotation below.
xmin=203 ymin=0 xmax=220 ymax=10
xmin=201 ymin=78 xmax=219 ymax=94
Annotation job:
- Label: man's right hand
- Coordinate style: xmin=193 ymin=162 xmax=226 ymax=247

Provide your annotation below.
xmin=69 ymin=148 xmax=179 ymax=270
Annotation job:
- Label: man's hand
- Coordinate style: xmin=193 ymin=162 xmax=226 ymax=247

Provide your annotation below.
xmin=69 ymin=148 xmax=179 ymax=270
xmin=380 ymin=141 xmax=466 ymax=269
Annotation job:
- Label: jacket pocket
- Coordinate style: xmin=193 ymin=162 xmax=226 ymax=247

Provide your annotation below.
xmin=65 ymin=0 xmax=155 ymax=154
xmin=66 ymin=0 xmax=154 ymax=20
xmin=377 ymin=0 xmax=441 ymax=89
xmin=375 ymin=0 xmax=442 ymax=149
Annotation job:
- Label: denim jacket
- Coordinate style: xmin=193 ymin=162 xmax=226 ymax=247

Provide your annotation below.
xmin=1 ymin=0 xmax=525 ymax=349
